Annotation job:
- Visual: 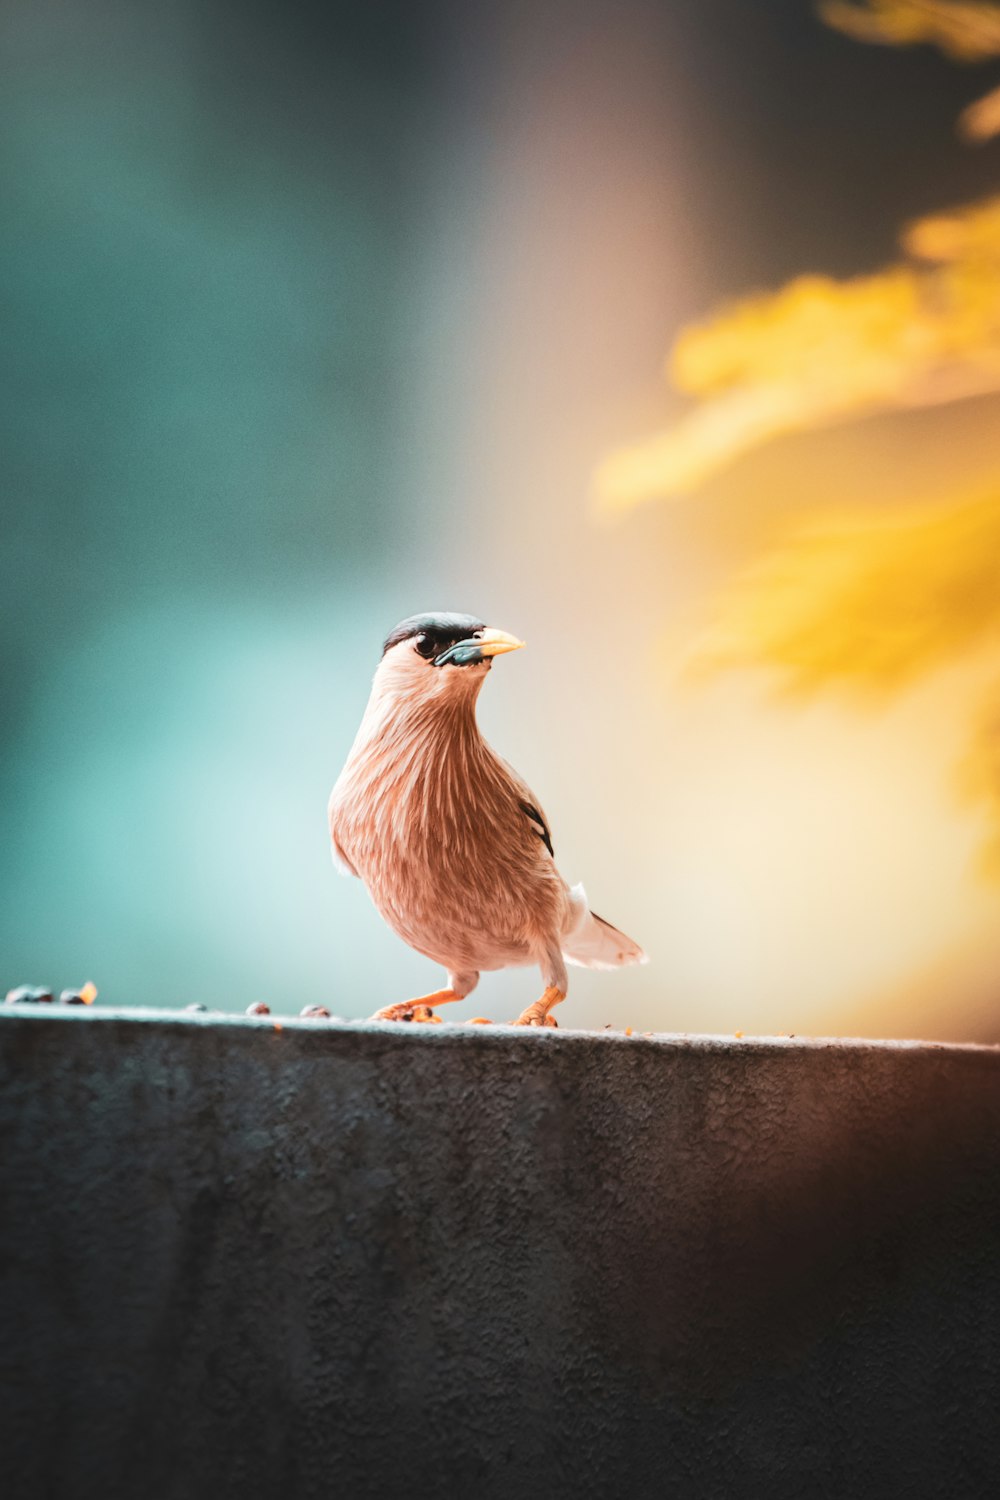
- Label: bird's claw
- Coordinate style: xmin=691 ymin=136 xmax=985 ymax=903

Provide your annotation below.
xmin=511 ymin=986 xmax=565 ymax=1027
xmin=408 ymin=1005 xmax=442 ymax=1024
xmin=371 ymin=1002 xmax=442 ymax=1024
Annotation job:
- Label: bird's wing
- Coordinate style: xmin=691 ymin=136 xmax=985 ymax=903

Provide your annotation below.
xmin=518 ymin=797 xmax=554 ymax=858
xmin=499 ymin=759 xmax=554 ymax=859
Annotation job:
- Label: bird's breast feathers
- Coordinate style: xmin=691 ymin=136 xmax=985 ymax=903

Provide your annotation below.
xmin=329 ymin=742 xmax=565 ymax=966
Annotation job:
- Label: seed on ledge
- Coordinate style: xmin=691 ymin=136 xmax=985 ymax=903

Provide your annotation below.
xmin=245 ymin=1002 xmax=270 ymax=1016
xmin=60 ymin=990 xmax=85 ymax=1005
xmin=184 ymin=1003 xmax=208 ymax=1012
xmin=300 ymin=1005 xmax=330 ymax=1018
xmin=5 ymin=985 xmax=52 ymax=1004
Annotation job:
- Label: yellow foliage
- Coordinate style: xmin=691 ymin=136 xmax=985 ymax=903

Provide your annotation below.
xmin=820 ymin=1 xmax=1000 ymax=139
xmin=692 ymin=490 xmax=1000 ymax=878
xmin=596 ymin=4 xmax=1000 ymax=883
xmin=595 ymin=198 xmax=1000 ymax=511
xmin=670 ymin=271 xmax=925 ymax=395
xmin=819 ymin=0 xmax=1000 ymax=62
xmin=958 ymin=80 xmax=1000 ymax=138
xmin=694 ymin=492 xmax=1000 ymax=695
xmin=903 ymin=196 xmax=1000 ymax=260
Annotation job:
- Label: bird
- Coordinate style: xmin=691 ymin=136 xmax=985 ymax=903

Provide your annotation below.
xmin=328 ymin=612 xmax=647 ymax=1026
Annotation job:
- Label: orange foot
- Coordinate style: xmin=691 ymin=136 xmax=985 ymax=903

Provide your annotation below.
xmin=371 ymin=989 xmax=459 ymax=1024
xmin=511 ymin=986 xmax=565 ymax=1027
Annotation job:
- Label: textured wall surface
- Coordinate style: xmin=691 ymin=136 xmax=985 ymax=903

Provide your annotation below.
xmin=2 ymin=1010 xmax=999 ymax=1500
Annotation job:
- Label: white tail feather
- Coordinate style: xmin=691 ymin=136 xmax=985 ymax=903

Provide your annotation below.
xmin=561 ymin=883 xmax=648 ymax=970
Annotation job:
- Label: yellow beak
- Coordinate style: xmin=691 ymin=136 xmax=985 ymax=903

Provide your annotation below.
xmin=478 ymin=628 xmax=526 ymax=657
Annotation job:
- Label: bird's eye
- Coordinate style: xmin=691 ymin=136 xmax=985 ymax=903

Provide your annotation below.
xmin=414 ymin=633 xmax=437 ymax=660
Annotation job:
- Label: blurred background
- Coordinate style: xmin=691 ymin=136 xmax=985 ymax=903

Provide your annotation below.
xmin=3 ymin=0 xmax=999 ymax=1039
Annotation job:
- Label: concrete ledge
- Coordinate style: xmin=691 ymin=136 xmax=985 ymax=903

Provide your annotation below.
xmin=2 ymin=1011 xmax=999 ymax=1499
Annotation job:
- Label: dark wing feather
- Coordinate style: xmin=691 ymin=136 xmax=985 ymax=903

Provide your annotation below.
xmin=519 ymin=799 xmax=554 ymax=858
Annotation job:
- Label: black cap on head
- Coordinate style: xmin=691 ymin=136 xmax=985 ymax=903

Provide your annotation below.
xmin=382 ymin=612 xmax=486 ymax=659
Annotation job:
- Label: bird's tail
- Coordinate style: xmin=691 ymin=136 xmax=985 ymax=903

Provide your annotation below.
xmin=561 ymin=883 xmax=648 ymax=970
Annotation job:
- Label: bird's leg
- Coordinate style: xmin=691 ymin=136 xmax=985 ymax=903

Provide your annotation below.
xmin=371 ymin=989 xmax=462 ymax=1024
xmin=512 ymin=986 xmax=565 ymax=1028
xmin=372 ymin=970 xmax=479 ymax=1024
xmin=513 ymin=951 xmax=568 ymax=1027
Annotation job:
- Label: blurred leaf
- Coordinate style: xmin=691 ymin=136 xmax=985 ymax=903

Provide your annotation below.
xmin=693 ymin=491 xmax=1000 ymax=878
xmin=819 ymin=0 xmax=1000 ymax=61
xmin=693 ymin=491 xmax=1000 ymax=696
xmin=958 ymin=80 xmax=1000 ymax=138
xmin=596 ymin=0 xmax=1000 ymax=886
xmin=595 ymin=198 xmax=1000 ymax=511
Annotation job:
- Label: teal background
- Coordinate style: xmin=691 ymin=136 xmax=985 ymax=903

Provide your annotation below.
xmin=1 ymin=1 xmax=430 ymax=1012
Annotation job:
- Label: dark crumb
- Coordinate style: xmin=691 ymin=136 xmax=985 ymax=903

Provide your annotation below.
xmin=245 ymin=1002 xmax=270 ymax=1016
xmin=184 ymin=1003 xmax=208 ymax=1012
xmin=60 ymin=990 xmax=85 ymax=1005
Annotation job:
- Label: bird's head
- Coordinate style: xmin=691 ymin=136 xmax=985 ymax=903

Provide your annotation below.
xmin=374 ymin=612 xmax=525 ymax=705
